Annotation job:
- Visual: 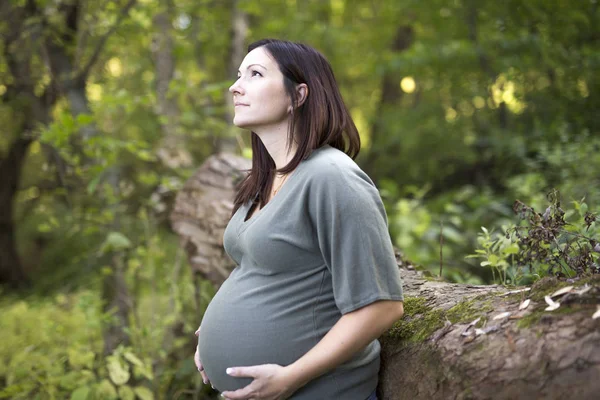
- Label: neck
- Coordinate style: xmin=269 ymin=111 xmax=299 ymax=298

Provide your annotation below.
xmin=254 ymin=122 xmax=297 ymax=170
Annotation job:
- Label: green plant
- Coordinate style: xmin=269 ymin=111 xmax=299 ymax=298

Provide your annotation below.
xmin=511 ymin=190 xmax=599 ymax=278
xmin=468 ymin=190 xmax=599 ymax=285
xmin=466 ymin=226 xmax=520 ymax=285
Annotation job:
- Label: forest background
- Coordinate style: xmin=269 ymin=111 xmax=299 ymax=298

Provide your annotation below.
xmin=1 ymin=0 xmax=598 ymax=399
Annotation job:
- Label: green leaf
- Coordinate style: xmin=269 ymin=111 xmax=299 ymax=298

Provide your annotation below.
xmin=76 ymin=114 xmax=95 ymax=125
xmin=100 ymin=232 xmax=132 ymax=254
xmin=87 ymin=174 xmax=103 ymax=195
xmin=502 ymin=243 xmax=520 ymax=255
xmin=118 ymin=385 xmax=136 ymax=400
xmin=123 ymin=351 xmax=144 ymax=368
xmin=134 ymin=386 xmax=154 ymax=400
xmin=107 ymin=357 xmax=130 ymax=386
xmin=133 ymin=364 xmax=154 ymax=381
xmin=95 ymin=380 xmax=118 ymax=400
xmin=68 ymin=348 xmax=95 ymax=370
xmin=488 ymin=254 xmax=499 ymax=265
xmin=70 ymin=386 xmax=90 ymax=400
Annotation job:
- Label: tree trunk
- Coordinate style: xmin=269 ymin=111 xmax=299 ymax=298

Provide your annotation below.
xmin=171 ymin=152 xmax=600 ymax=400
xmin=361 ymin=25 xmax=414 ymax=183
xmin=216 ymin=0 xmax=248 ymax=154
xmin=102 ymin=251 xmax=131 ymax=355
xmin=0 ymin=137 xmax=34 ymax=287
xmin=0 ymin=0 xmax=53 ymax=288
xmin=152 ymin=5 xmax=192 ymax=169
xmin=170 ymin=152 xmax=250 ymax=290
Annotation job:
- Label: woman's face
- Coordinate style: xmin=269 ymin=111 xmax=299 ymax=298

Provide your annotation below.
xmin=229 ymin=47 xmax=291 ymax=131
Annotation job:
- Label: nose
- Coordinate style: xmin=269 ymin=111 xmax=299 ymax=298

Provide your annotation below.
xmin=229 ymin=77 xmax=244 ymax=95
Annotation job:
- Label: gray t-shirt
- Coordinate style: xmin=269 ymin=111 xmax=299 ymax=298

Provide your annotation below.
xmin=198 ymin=144 xmax=404 ymax=399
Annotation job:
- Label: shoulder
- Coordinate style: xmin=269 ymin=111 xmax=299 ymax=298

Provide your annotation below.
xmin=302 ymin=146 xmax=389 ymax=224
xmin=299 ymin=146 xmax=382 ymax=212
xmin=301 ymin=145 xmax=375 ymax=189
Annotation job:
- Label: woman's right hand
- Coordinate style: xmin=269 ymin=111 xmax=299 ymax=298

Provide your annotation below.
xmin=194 ymin=327 xmax=211 ymax=385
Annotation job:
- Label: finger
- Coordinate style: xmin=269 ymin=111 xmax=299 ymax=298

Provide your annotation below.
xmin=194 ymin=348 xmax=203 ymax=370
xmin=226 ymin=366 xmax=258 ymax=378
xmin=200 ymin=370 xmax=210 ymax=384
xmin=221 ymin=385 xmax=255 ymax=400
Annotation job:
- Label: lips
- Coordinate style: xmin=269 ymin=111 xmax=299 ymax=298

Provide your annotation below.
xmin=234 ymin=103 xmax=249 ymax=107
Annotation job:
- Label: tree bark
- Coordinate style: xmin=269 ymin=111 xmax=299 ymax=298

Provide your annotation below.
xmin=0 ymin=0 xmax=53 ymax=287
xmin=216 ymin=0 xmax=248 ymax=154
xmin=379 ymin=268 xmax=600 ymax=400
xmin=169 ymin=152 xmax=250 ymax=290
xmin=171 ymin=152 xmax=600 ymax=400
xmin=0 ymin=137 xmax=34 ymax=287
xmin=152 ymin=4 xmax=192 ymax=169
xmin=361 ymin=25 xmax=414 ymax=183
xmin=102 ymin=251 xmax=131 ymax=355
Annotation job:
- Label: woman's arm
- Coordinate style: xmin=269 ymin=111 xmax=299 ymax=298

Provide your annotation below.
xmin=222 ymin=299 xmax=404 ymax=400
xmin=287 ymin=299 xmax=404 ymax=389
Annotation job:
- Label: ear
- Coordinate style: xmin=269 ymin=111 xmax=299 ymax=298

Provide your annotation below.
xmin=295 ymin=83 xmax=308 ymax=108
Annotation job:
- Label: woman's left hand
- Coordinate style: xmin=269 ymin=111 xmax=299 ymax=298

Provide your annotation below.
xmin=220 ymin=364 xmax=300 ymax=400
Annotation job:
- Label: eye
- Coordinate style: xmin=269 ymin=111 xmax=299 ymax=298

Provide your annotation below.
xmin=251 ymin=70 xmax=262 ymax=77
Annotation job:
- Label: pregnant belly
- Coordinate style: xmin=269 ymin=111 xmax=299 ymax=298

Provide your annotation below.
xmin=198 ymin=292 xmax=317 ymax=392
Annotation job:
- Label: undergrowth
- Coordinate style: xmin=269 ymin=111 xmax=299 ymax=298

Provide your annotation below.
xmin=468 ymin=190 xmax=599 ymax=285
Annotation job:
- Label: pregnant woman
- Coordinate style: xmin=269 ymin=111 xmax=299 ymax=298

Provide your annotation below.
xmin=194 ymin=38 xmax=404 ymax=400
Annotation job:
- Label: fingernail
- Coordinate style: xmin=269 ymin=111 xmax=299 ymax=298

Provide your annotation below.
xmin=226 ymin=368 xmax=233 ymax=375
xmin=203 ymin=378 xmax=207 ymax=384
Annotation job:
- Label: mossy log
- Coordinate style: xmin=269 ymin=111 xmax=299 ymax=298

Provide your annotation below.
xmin=380 ymin=264 xmax=600 ymax=400
xmin=171 ymin=153 xmax=600 ymax=400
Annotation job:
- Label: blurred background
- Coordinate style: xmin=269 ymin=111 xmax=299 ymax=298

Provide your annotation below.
xmin=1 ymin=0 xmax=598 ymax=398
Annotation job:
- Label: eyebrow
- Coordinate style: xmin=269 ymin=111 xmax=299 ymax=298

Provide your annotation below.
xmin=237 ymin=63 xmax=267 ymax=74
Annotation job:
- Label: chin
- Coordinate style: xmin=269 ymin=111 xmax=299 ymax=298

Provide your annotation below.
xmin=232 ymin=118 xmax=257 ymax=130
xmin=233 ymin=121 xmax=251 ymax=129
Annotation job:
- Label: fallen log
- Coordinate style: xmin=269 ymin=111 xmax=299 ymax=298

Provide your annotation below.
xmin=170 ymin=153 xmax=600 ymax=400
xmin=379 ymin=265 xmax=600 ymax=400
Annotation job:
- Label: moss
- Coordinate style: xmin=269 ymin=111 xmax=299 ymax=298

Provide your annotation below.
xmin=388 ymin=297 xmax=445 ymax=342
xmin=528 ymin=274 xmax=600 ymax=302
xmin=388 ymin=297 xmax=493 ymax=342
xmin=446 ymin=298 xmax=493 ymax=325
xmin=529 ymin=277 xmax=564 ymax=302
xmin=403 ymin=296 xmax=431 ymax=316
xmin=517 ymin=303 xmax=585 ymax=329
xmin=512 ymin=274 xmax=599 ymax=329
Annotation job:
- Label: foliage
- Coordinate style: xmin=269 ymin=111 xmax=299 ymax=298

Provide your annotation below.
xmin=1 ymin=0 xmax=599 ymax=397
xmin=468 ymin=191 xmax=599 ymax=285
xmin=511 ymin=192 xmax=599 ymax=277
xmin=0 ymin=276 xmax=214 ymax=399
xmin=384 ymin=184 xmax=514 ymax=284
xmin=466 ymin=226 xmax=520 ymax=285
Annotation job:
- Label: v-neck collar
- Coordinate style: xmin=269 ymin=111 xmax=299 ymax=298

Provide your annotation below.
xmin=240 ymin=166 xmax=301 ymax=230
xmin=236 ymin=145 xmax=331 ymax=235
xmin=237 ymin=145 xmax=331 ymax=233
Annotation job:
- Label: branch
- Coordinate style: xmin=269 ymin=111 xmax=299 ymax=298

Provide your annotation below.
xmin=77 ymin=0 xmax=137 ymax=81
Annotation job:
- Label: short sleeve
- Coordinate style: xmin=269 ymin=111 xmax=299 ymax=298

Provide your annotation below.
xmin=308 ymin=163 xmax=404 ymax=314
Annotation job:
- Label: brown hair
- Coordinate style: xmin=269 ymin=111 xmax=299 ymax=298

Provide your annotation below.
xmin=231 ymin=38 xmax=361 ymax=217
